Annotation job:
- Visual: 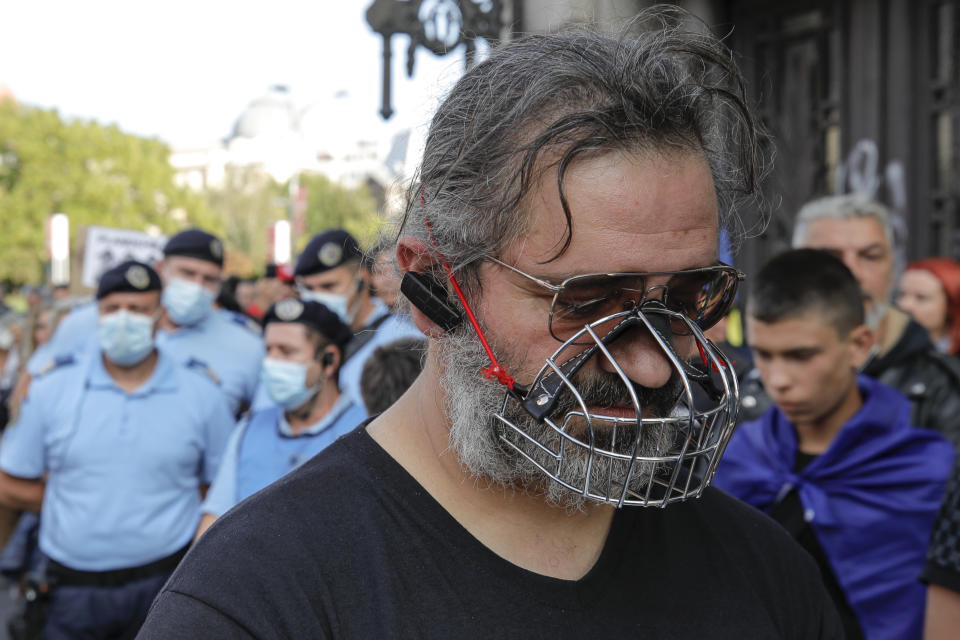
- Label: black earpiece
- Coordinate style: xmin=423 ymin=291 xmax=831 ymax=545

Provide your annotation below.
xmin=321 ymin=352 xmax=335 ymax=366
xmin=400 ymin=271 xmax=463 ymax=332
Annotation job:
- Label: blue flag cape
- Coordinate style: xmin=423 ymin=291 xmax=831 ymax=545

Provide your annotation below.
xmin=715 ymin=375 xmax=953 ymax=640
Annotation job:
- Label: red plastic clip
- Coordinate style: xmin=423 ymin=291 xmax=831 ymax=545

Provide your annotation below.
xmin=697 ymin=340 xmax=727 ymax=374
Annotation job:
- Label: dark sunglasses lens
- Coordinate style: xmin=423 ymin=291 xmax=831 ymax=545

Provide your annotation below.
xmin=684 ymin=270 xmax=740 ymax=332
xmin=666 ymin=269 xmax=735 ymax=329
xmin=550 ymin=275 xmax=646 ymax=343
xmin=550 ymin=269 xmax=738 ymax=342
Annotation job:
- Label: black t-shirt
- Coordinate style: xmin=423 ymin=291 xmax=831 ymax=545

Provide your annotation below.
xmin=923 ymin=459 xmax=960 ymax=593
xmin=138 ymin=427 xmax=843 ymax=639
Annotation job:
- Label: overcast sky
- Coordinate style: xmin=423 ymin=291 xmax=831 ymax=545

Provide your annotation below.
xmin=1 ymin=0 xmax=464 ymax=146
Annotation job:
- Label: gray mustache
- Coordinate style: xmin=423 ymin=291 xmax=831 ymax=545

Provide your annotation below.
xmin=548 ymin=370 xmax=685 ymax=419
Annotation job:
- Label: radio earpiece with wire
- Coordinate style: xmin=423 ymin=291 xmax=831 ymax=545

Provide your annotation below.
xmin=400 ymin=271 xmax=463 ymax=332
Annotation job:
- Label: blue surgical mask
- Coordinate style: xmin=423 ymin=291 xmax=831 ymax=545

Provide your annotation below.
xmin=261 ymin=358 xmax=320 ymax=409
xmin=162 ymin=277 xmax=216 ymax=326
xmin=299 ymin=290 xmax=350 ymax=324
xmin=98 ymin=310 xmax=156 ymax=366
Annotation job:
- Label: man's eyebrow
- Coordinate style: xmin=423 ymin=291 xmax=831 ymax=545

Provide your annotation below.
xmin=784 ymin=346 xmax=821 ymax=356
xmin=530 ymin=263 xmax=721 ymax=283
xmin=501 ymin=257 xmax=723 ymax=287
xmin=858 ymin=243 xmax=887 ymax=253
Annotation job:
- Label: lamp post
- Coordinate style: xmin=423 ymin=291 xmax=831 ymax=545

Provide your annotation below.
xmin=365 ymin=0 xmax=510 ymax=120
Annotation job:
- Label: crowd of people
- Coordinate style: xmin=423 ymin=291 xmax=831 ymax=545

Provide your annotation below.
xmin=3 ymin=5 xmax=960 ymax=639
xmin=0 ymin=226 xmax=425 ymax=638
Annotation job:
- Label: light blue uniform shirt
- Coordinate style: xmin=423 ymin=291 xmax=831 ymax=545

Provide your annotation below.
xmin=156 ymin=311 xmax=264 ymax=416
xmin=0 ymin=348 xmax=236 ymax=571
xmin=26 ymin=302 xmax=98 ymax=376
xmin=217 ymin=309 xmax=263 ymax=336
xmin=202 ymin=394 xmax=365 ymax=517
xmin=339 ymin=301 xmax=423 ymax=409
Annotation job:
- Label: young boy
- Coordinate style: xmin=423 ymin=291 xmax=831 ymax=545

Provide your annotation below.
xmin=715 ymin=249 xmax=954 ymax=640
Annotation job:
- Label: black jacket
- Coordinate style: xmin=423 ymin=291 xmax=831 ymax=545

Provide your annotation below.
xmin=862 ymin=320 xmax=960 ymax=448
xmin=739 ymin=320 xmax=960 ymax=449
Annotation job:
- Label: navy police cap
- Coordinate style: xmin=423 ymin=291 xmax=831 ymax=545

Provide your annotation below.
xmin=96 ymin=260 xmax=162 ymax=300
xmin=295 ymin=229 xmax=362 ymax=277
xmin=163 ymin=228 xmax=224 ymax=267
xmin=263 ymin=298 xmax=353 ymax=349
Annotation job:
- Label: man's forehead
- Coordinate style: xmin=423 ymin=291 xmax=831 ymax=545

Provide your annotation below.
xmin=505 ymin=150 xmax=719 ymax=275
xmin=803 ymin=217 xmax=890 ymax=250
xmin=99 ymin=291 xmax=159 ymax=307
xmin=299 ymin=265 xmax=354 ymax=284
xmin=747 ymin=312 xmax=840 ymax=346
xmin=265 ymin=322 xmax=311 ymax=344
xmin=167 ymin=255 xmax=222 ymax=274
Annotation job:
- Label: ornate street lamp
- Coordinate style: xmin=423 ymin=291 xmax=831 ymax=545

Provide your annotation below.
xmin=366 ymin=0 xmax=509 ymax=120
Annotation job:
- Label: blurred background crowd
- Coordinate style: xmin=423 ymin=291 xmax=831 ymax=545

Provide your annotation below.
xmin=5 ymin=0 xmax=960 ymax=639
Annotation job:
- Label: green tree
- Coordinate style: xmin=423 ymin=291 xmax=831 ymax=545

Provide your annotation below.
xmin=295 ymin=173 xmax=383 ymax=252
xmin=0 ymin=100 xmax=221 ymax=283
xmin=204 ymin=170 xmax=384 ymax=276
xmin=206 ymin=166 xmax=286 ymax=277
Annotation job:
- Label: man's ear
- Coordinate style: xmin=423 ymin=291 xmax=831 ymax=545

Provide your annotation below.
xmin=396 ymin=237 xmax=432 ymax=275
xmin=849 ymin=324 xmax=875 ymax=369
xmin=396 ymin=238 xmax=452 ymax=338
xmin=321 ymin=347 xmax=340 ymax=375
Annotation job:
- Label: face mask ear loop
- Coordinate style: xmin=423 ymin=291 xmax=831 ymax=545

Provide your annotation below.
xmin=421 ymin=191 xmax=516 ymax=391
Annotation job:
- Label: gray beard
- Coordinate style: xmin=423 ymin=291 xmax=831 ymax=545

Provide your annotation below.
xmin=437 ymin=324 xmax=681 ymax=511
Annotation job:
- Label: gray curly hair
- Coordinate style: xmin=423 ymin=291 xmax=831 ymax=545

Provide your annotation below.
xmin=396 ymin=5 xmax=767 ymax=296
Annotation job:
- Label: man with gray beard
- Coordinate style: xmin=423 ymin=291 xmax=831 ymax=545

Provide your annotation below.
xmin=439 ymin=325 xmax=684 ymax=510
xmin=139 ymin=8 xmax=842 ymax=639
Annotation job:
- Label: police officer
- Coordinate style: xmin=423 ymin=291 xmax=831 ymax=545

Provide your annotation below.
xmin=197 ymin=299 xmax=366 ymax=536
xmin=0 ymin=261 xmax=236 ymax=639
xmin=294 ymin=229 xmax=421 ymax=408
xmin=156 ymin=228 xmax=264 ymax=416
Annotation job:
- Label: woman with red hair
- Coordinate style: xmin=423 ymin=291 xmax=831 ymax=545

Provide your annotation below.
xmin=897 ymin=257 xmax=960 ymax=356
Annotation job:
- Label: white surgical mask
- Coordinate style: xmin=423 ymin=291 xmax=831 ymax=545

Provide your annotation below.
xmin=162 ymin=277 xmax=216 ymax=326
xmin=261 ymin=358 xmax=320 ymax=409
xmin=299 ymin=290 xmax=350 ymax=324
xmin=98 ymin=310 xmax=156 ymax=366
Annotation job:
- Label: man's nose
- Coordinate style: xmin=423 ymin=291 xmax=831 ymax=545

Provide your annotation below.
xmin=898 ymin=296 xmax=915 ymax=315
xmin=839 ymin=253 xmax=867 ymax=288
xmin=762 ymin=364 xmax=791 ymax=393
xmin=598 ymin=323 xmax=675 ymax=390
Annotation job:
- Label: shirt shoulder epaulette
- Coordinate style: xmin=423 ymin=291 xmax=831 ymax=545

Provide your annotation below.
xmin=184 ymin=358 xmax=221 ymax=386
xmin=227 ymin=312 xmax=262 ymax=336
xmin=34 ymin=353 xmax=77 ymax=379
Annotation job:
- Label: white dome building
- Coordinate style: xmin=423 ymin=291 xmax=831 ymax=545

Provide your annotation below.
xmin=224 ymin=85 xmax=317 ymax=184
xmin=231 ymin=85 xmax=301 ymax=140
xmin=170 ymin=85 xmax=414 ymax=215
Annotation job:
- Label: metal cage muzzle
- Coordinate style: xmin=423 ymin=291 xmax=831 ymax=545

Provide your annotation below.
xmin=493 ymin=301 xmax=740 ymax=508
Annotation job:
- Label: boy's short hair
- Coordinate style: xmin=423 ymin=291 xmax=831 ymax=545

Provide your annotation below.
xmin=749 ymin=249 xmax=865 ymax=336
xmin=360 ymin=338 xmax=427 ymax=415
